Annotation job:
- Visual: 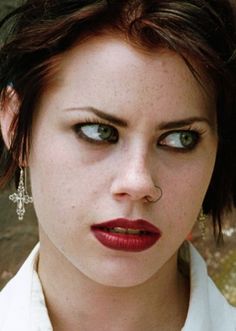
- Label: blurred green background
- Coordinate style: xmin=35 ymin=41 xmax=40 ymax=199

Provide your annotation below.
xmin=0 ymin=0 xmax=21 ymax=19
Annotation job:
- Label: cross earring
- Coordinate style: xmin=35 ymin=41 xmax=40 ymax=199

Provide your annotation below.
xmin=198 ymin=207 xmax=207 ymax=240
xmin=9 ymin=167 xmax=33 ymax=221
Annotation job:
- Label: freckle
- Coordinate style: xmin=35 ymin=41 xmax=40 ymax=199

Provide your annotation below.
xmin=71 ymin=205 xmax=75 ymax=209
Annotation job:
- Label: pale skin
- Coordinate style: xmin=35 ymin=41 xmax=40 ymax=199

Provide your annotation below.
xmin=1 ymin=35 xmax=218 ymax=331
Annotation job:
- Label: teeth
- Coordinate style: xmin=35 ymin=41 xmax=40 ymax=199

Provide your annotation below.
xmin=107 ymin=227 xmax=144 ymax=235
xmin=110 ymin=227 xmax=127 ymax=234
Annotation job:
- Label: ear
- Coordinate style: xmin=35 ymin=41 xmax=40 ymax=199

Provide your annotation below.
xmin=0 ymin=87 xmax=20 ymax=149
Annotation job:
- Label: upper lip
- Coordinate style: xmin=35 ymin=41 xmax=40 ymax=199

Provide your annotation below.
xmin=91 ymin=218 xmax=161 ymax=234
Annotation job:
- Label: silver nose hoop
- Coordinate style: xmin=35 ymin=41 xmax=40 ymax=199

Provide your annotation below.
xmin=145 ymin=185 xmax=162 ymax=203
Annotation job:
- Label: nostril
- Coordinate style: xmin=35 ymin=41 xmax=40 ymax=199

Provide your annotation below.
xmin=113 ymin=192 xmax=131 ymax=201
xmin=117 ymin=193 xmax=128 ymax=198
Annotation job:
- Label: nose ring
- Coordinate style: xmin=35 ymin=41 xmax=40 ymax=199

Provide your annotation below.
xmin=145 ymin=185 xmax=162 ymax=203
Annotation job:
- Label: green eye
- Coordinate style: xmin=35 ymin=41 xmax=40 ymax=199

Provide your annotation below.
xmin=180 ymin=132 xmax=197 ymax=148
xmin=77 ymin=123 xmax=118 ymax=143
xmin=159 ymin=131 xmax=200 ymax=150
xmin=97 ymin=125 xmax=115 ymax=140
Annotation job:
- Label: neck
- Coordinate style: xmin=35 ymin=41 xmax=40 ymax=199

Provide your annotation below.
xmin=38 ymin=233 xmax=189 ymax=331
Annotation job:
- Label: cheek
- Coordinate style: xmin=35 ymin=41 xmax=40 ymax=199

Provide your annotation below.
xmin=161 ymin=149 xmax=217 ymax=224
xmin=29 ymin=130 xmax=108 ymax=225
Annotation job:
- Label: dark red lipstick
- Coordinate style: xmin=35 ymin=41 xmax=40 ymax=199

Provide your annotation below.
xmin=91 ymin=218 xmax=162 ymax=252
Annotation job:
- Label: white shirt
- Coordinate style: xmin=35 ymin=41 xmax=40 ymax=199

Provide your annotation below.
xmin=0 ymin=243 xmax=235 ymax=331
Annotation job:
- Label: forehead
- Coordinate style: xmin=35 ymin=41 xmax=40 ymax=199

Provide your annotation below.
xmin=42 ymin=34 xmax=216 ymax=122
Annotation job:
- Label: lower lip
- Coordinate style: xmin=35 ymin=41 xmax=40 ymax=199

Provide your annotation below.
xmin=91 ymin=228 xmax=161 ymax=252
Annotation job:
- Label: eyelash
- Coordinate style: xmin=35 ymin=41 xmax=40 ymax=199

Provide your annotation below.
xmin=73 ymin=119 xmax=204 ymax=151
xmin=74 ymin=119 xmax=118 ymax=145
xmin=158 ymin=128 xmax=204 ymax=152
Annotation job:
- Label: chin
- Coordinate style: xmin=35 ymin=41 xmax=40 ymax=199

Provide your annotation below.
xmin=92 ymin=274 xmax=153 ymax=288
xmin=79 ymin=258 xmax=161 ymax=288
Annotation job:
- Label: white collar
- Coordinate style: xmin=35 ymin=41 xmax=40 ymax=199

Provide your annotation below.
xmin=31 ymin=260 xmax=52 ymax=330
xmin=182 ymin=243 xmax=236 ymax=330
xmin=1 ymin=242 xmax=235 ymax=331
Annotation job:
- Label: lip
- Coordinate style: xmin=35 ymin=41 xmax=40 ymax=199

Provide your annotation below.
xmin=91 ymin=218 xmax=162 ymax=252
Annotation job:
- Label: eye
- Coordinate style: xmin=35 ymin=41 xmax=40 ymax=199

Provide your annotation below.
xmin=75 ymin=122 xmax=118 ymax=144
xmin=159 ymin=130 xmax=200 ymax=150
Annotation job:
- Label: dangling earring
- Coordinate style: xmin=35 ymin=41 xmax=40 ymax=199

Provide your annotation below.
xmin=9 ymin=167 xmax=33 ymax=221
xmin=198 ymin=207 xmax=207 ymax=240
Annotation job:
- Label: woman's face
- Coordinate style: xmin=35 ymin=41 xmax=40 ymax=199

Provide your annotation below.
xmin=29 ymin=35 xmax=218 ymax=287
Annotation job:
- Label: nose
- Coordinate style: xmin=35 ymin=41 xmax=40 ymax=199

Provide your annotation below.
xmin=110 ymin=152 xmax=161 ymax=203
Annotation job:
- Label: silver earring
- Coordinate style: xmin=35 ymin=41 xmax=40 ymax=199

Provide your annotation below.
xmin=9 ymin=167 xmax=33 ymax=221
xmin=198 ymin=207 xmax=207 ymax=240
xmin=145 ymin=185 xmax=162 ymax=203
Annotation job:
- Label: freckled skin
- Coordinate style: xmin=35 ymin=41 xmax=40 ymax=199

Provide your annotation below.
xmin=29 ymin=35 xmax=217 ymax=288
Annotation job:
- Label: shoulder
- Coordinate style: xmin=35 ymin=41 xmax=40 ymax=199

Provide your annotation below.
xmin=0 ymin=244 xmax=40 ymax=331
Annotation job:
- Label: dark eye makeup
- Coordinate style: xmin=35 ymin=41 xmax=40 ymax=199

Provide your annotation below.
xmin=158 ymin=130 xmax=202 ymax=151
xmin=73 ymin=119 xmax=203 ymax=151
xmin=74 ymin=120 xmax=119 ymax=144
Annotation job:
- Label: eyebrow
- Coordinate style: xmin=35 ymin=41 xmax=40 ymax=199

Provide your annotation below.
xmin=65 ymin=106 xmax=212 ymax=130
xmin=158 ymin=117 xmax=212 ymax=130
xmin=65 ymin=106 xmax=128 ymax=127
